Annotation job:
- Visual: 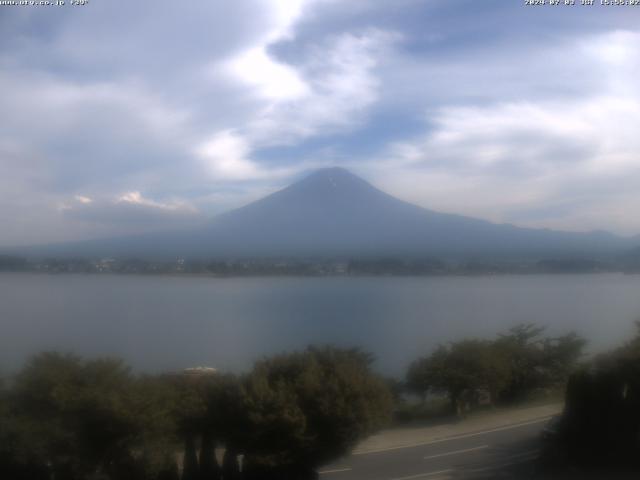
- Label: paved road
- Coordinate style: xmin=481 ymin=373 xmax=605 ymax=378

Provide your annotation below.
xmin=318 ymin=417 xmax=551 ymax=480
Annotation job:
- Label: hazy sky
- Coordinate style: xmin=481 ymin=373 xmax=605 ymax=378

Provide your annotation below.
xmin=1 ymin=0 xmax=639 ymax=246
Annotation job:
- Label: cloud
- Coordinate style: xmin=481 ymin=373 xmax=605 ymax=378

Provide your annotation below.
xmin=226 ymin=47 xmax=310 ymax=102
xmin=195 ymin=129 xmax=327 ymax=183
xmin=116 ymin=192 xmax=195 ymax=212
xmin=370 ymin=28 xmax=640 ymax=234
xmin=74 ymin=195 xmax=93 ymax=204
xmin=195 ymin=130 xmax=261 ymax=180
xmin=196 ymin=28 xmax=399 ymax=182
xmin=221 ymin=0 xmax=325 ymax=102
xmin=0 ymin=69 xmax=192 ymax=194
xmin=246 ymin=29 xmax=399 ymax=147
xmin=61 ymin=192 xmax=201 ymax=230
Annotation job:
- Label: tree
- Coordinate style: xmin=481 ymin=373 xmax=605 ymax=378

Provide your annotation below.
xmin=406 ymin=358 xmax=432 ymax=402
xmin=494 ymin=324 xmax=547 ymax=401
xmin=201 ymin=374 xmax=245 ymax=479
xmin=182 ymin=435 xmax=199 ymax=480
xmin=222 ymin=448 xmax=241 ymax=480
xmin=0 ymin=353 xmax=142 ymax=479
xmin=560 ymin=326 xmax=640 ymax=467
xmin=239 ymin=346 xmax=392 ymax=479
xmin=495 ymin=324 xmax=585 ymax=402
xmin=156 ymin=454 xmax=180 ymax=480
xmin=198 ymin=432 xmax=220 ymax=480
xmin=126 ymin=375 xmax=182 ymax=479
xmin=540 ymin=332 xmax=586 ymax=387
xmin=428 ymin=340 xmax=510 ymax=416
xmin=166 ymin=372 xmax=214 ymax=480
xmin=407 ymin=325 xmax=586 ymax=415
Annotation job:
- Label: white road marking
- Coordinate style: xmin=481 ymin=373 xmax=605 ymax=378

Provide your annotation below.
xmin=423 ymin=444 xmax=489 ymax=460
xmin=355 ymin=416 xmax=552 ymax=455
xmin=390 ymin=469 xmax=453 ymax=480
xmin=318 ymin=467 xmax=353 ymax=475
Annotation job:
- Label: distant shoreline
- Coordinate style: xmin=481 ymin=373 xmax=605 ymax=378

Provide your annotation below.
xmin=2 ymin=253 xmax=639 ymax=277
xmin=1 ymin=269 xmax=637 ymax=279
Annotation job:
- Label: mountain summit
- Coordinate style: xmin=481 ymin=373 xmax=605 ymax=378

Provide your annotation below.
xmin=274 ymin=167 xmax=392 ymax=204
xmin=12 ymin=168 xmax=632 ymax=259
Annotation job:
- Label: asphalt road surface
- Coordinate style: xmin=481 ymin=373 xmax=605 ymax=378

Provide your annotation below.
xmin=318 ymin=418 xmax=550 ymax=480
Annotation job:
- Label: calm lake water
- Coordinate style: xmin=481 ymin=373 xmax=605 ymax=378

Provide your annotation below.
xmin=1 ymin=273 xmax=640 ymax=376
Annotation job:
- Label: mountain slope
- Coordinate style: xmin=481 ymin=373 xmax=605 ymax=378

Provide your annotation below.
xmin=9 ymin=167 xmax=634 ymax=259
xmin=196 ymin=167 xmax=626 ymax=258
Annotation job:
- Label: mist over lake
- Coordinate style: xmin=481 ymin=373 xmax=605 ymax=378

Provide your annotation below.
xmin=1 ymin=273 xmax=640 ymax=377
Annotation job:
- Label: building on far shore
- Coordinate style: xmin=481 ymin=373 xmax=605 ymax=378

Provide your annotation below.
xmin=182 ymin=366 xmax=218 ymax=376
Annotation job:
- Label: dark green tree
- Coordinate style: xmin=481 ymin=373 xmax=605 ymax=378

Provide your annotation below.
xmin=201 ymin=374 xmax=246 ymax=479
xmin=495 ymin=324 xmax=585 ymax=402
xmin=128 ymin=375 xmax=182 ymax=479
xmin=494 ymin=324 xmax=547 ymax=401
xmin=430 ymin=340 xmax=510 ymax=415
xmin=3 ymin=352 xmax=188 ymax=480
xmin=222 ymin=448 xmax=241 ymax=480
xmin=560 ymin=325 xmax=640 ymax=468
xmin=240 ymin=346 xmax=392 ymax=479
xmin=540 ymin=332 xmax=587 ymax=387
xmin=156 ymin=454 xmax=181 ymax=480
xmin=198 ymin=432 xmax=220 ymax=480
xmin=182 ymin=435 xmax=199 ymax=480
xmin=407 ymin=340 xmax=509 ymax=416
xmin=407 ymin=325 xmax=586 ymax=415
xmin=168 ymin=373 xmax=211 ymax=480
xmin=8 ymin=353 xmax=141 ymax=479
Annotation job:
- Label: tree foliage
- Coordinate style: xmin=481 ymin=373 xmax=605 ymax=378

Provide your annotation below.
xmin=558 ymin=323 xmax=640 ymax=467
xmin=0 ymin=347 xmax=392 ymax=480
xmin=239 ymin=347 xmax=392 ymax=477
xmin=406 ymin=325 xmax=586 ymax=415
xmin=407 ymin=340 xmax=510 ymax=415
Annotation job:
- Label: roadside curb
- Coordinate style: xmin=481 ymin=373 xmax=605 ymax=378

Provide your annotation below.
xmin=353 ymin=403 xmax=563 ymax=456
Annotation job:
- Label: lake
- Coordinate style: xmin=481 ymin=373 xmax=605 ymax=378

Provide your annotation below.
xmin=1 ymin=273 xmax=639 ymax=377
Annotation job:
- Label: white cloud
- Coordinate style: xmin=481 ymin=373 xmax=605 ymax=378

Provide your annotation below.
xmin=226 ymin=47 xmax=310 ymax=101
xmin=74 ymin=195 xmax=93 ymax=204
xmin=0 ymin=70 xmax=192 ymax=190
xmin=219 ymin=0 xmax=337 ymax=102
xmin=195 ymin=129 xmax=319 ymax=182
xmin=356 ymin=28 xmax=640 ymax=235
xmin=221 ymin=0 xmax=322 ymax=102
xmin=585 ymin=30 xmax=639 ymax=67
xmin=247 ymin=29 xmax=399 ymax=146
xmin=374 ymin=95 xmax=640 ymax=233
xmin=116 ymin=191 xmax=195 ymax=212
xmin=195 ymin=130 xmax=262 ymax=180
xmin=60 ymin=192 xmax=201 ymax=232
xmin=200 ymin=29 xmax=399 ymax=182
